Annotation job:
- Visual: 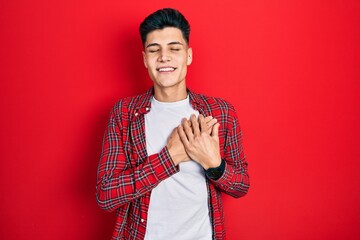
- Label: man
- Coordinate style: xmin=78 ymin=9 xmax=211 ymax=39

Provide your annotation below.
xmin=96 ymin=8 xmax=249 ymax=240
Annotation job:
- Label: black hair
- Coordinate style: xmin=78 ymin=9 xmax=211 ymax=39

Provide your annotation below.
xmin=139 ymin=8 xmax=190 ymax=46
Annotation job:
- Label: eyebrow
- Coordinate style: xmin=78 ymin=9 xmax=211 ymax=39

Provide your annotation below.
xmin=145 ymin=41 xmax=184 ymax=48
xmin=168 ymin=41 xmax=183 ymax=46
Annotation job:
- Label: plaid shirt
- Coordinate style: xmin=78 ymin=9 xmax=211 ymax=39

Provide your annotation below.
xmin=96 ymin=88 xmax=250 ymax=240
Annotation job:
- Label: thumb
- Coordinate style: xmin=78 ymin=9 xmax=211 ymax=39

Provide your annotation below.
xmin=211 ymin=123 xmax=220 ymax=139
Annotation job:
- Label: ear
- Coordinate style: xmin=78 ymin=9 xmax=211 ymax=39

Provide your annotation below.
xmin=142 ymin=51 xmax=148 ymax=68
xmin=187 ymin=47 xmax=193 ymax=66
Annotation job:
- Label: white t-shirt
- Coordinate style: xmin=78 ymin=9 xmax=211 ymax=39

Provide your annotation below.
xmin=144 ymin=96 xmax=212 ymax=240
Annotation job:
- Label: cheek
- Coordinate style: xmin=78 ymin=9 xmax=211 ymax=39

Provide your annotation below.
xmin=144 ymin=55 xmax=156 ymax=66
xmin=180 ymin=57 xmax=189 ymax=68
xmin=145 ymin=61 xmax=156 ymax=71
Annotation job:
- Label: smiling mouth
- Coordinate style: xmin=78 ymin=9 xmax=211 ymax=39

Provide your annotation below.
xmin=157 ymin=67 xmax=177 ymax=72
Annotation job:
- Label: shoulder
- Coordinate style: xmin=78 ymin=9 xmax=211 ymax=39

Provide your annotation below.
xmin=200 ymin=93 xmax=235 ymax=109
xmin=192 ymin=91 xmax=237 ymax=117
xmin=110 ymin=91 xmax=150 ymax=121
xmin=112 ymin=93 xmax=145 ymax=110
xmin=192 ymin=92 xmax=243 ymax=138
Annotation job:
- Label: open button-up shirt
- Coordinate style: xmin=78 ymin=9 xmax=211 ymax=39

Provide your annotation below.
xmin=96 ymin=88 xmax=250 ymax=240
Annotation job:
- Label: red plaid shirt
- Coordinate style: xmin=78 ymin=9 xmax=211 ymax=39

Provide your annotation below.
xmin=96 ymin=88 xmax=250 ymax=240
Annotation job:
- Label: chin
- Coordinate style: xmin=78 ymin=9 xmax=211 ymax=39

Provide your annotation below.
xmin=158 ymin=82 xmax=179 ymax=89
xmin=155 ymin=78 xmax=182 ymax=88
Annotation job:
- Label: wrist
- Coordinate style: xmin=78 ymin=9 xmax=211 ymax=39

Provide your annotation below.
xmin=205 ymin=159 xmax=225 ymax=180
xmin=167 ymin=146 xmax=187 ymax=166
xmin=167 ymin=148 xmax=180 ymax=166
xmin=203 ymin=157 xmax=222 ymax=170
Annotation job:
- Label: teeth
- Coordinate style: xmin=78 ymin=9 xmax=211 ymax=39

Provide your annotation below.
xmin=158 ymin=67 xmax=175 ymax=72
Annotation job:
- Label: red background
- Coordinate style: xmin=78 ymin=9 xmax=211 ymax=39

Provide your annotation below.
xmin=1 ymin=0 xmax=359 ymax=239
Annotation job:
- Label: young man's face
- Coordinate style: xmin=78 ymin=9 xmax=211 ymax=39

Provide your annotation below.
xmin=142 ymin=27 xmax=192 ymax=92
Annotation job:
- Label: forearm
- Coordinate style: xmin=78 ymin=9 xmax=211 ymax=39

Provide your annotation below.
xmin=208 ymin=156 xmax=249 ymax=198
xmin=208 ymin=110 xmax=250 ymax=198
xmin=96 ymin=147 xmax=178 ymax=212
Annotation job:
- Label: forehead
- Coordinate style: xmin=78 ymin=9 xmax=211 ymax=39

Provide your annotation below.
xmin=145 ymin=27 xmax=186 ymax=45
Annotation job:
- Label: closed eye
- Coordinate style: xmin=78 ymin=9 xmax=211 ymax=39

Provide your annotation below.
xmin=148 ymin=49 xmax=159 ymax=53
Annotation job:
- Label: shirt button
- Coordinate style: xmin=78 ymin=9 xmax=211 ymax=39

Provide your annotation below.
xmin=135 ymin=112 xmax=138 ymax=117
xmin=146 ymin=107 xmax=150 ymax=111
xmin=141 ymin=218 xmax=145 ymax=223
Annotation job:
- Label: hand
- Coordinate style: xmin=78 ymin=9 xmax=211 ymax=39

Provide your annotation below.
xmin=202 ymin=115 xmax=218 ymax=135
xmin=178 ymin=114 xmax=221 ymax=169
xmin=187 ymin=115 xmax=218 ymax=134
xmin=167 ymin=127 xmax=190 ymax=166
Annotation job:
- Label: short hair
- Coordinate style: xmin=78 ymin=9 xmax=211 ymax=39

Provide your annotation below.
xmin=139 ymin=8 xmax=190 ymax=46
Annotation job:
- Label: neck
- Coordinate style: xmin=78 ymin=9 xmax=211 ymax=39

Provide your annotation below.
xmin=153 ymin=82 xmax=187 ymax=102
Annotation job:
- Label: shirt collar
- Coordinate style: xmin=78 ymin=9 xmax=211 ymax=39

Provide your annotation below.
xmin=131 ymin=87 xmax=208 ymax=121
xmin=188 ymin=88 xmax=206 ymax=111
xmin=134 ymin=87 xmax=206 ymax=111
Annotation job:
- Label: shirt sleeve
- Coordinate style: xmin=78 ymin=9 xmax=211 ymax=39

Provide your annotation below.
xmin=96 ymin=106 xmax=179 ymax=212
xmin=207 ymin=105 xmax=250 ymax=198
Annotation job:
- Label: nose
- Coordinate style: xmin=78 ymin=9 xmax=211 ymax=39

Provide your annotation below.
xmin=158 ymin=50 xmax=171 ymax=62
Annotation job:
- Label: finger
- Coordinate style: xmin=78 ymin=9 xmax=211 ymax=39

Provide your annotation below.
xmin=167 ymin=127 xmax=175 ymax=140
xmin=207 ymin=118 xmax=218 ymax=127
xmin=206 ymin=118 xmax=218 ymax=134
xmin=190 ymin=114 xmax=200 ymax=136
xmin=167 ymin=128 xmax=179 ymax=149
xmin=182 ymin=117 xmax=192 ymax=128
xmin=204 ymin=115 xmax=213 ymax=123
xmin=171 ymin=126 xmax=178 ymax=135
xmin=182 ymin=118 xmax=194 ymax=140
xmin=211 ymin=123 xmax=220 ymax=139
xmin=177 ymin=125 xmax=190 ymax=148
xmin=199 ymin=114 xmax=207 ymax=133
